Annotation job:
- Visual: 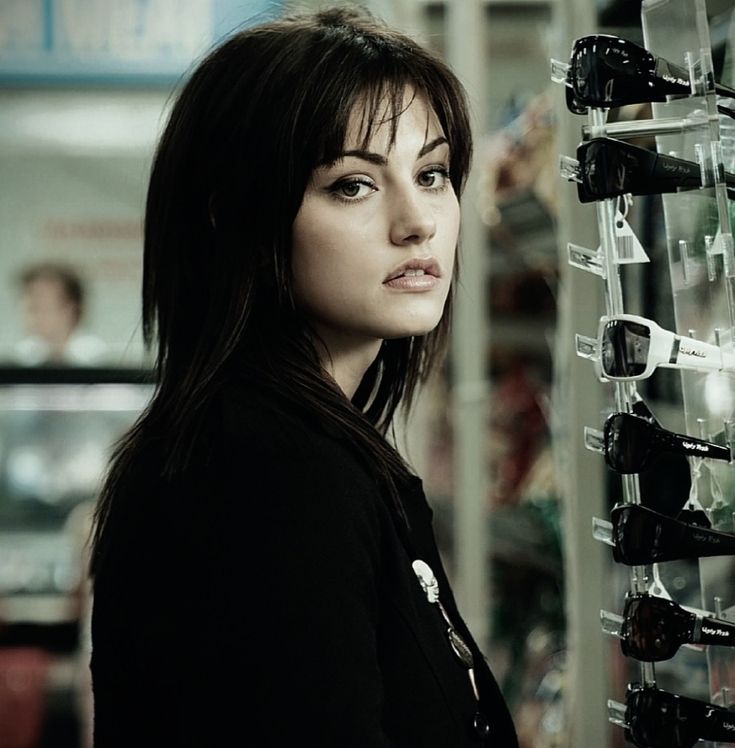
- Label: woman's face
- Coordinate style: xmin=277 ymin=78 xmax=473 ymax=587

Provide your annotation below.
xmin=291 ymin=91 xmax=460 ymax=357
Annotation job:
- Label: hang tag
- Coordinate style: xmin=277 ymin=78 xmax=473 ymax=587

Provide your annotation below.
xmin=613 ymin=211 xmax=650 ymax=265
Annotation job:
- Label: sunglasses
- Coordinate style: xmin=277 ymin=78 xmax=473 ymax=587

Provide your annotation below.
xmin=624 ymin=683 xmax=735 ymax=748
xmin=570 ymin=137 xmax=735 ymax=203
xmin=586 ymin=313 xmax=735 ymax=381
xmin=611 ymin=503 xmax=735 ymax=565
xmin=619 ymin=593 xmax=735 ymax=662
xmin=603 ymin=411 xmax=730 ymax=473
xmin=555 ymin=34 xmax=735 ymax=115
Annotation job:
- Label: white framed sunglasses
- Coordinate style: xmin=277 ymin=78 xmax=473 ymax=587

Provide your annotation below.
xmin=576 ymin=313 xmax=735 ymax=381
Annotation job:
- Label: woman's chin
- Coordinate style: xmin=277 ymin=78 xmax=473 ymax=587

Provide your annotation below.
xmin=382 ymin=320 xmax=443 ymax=340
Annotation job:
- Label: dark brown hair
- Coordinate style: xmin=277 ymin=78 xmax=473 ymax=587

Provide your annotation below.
xmin=90 ymin=5 xmax=472 ymax=575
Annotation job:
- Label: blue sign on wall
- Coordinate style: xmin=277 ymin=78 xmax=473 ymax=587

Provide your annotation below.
xmin=0 ymin=0 xmax=283 ymax=86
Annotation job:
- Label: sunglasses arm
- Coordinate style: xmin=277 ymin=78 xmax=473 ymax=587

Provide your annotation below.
xmin=692 ymin=613 xmax=735 ymax=647
xmin=702 ymin=703 xmax=735 ymax=743
xmin=671 ymin=517 xmax=735 ymax=561
xmin=672 ymin=513 xmax=735 ymax=561
xmin=649 ymin=151 xmax=703 ymax=190
xmin=653 ymin=57 xmax=691 ymax=93
xmin=647 ymin=325 xmax=677 ymax=375
xmin=654 ymin=428 xmax=732 ymax=462
xmin=662 ymin=331 xmax=735 ymax=374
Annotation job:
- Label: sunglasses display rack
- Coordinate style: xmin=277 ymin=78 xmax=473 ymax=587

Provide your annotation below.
xmin=554 ymin=0 xmax=735 ymax=745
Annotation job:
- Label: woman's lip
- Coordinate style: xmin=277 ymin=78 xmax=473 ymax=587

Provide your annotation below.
xmin=384 ymin=257 xmax=441 ymax=282
xmin=384 ymin=275 xmax=440 ymax=291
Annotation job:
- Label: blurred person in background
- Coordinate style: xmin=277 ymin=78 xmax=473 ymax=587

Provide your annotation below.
xmin=88 ymin=6 xmax=518 ymax=747
xmin=14 ymin=262 xmax=107 ymax=366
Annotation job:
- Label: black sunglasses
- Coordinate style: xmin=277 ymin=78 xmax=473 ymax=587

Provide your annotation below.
xmin=624 ymin=398 xmax=704 ymax=521
xmin=620 ymin=592 xmax=735 ymax=662
xmin=625 ymin=683 xmax=735 ymax=748
xmin=573 ymin=137 xmax=735 ymax=203
xmin=562 ymin=34 xmax=735 ymax=116
xmin=611 ymin=503 xmax=735 ymax=565
xmin=604 ymin=411 xmax=730 ymax=473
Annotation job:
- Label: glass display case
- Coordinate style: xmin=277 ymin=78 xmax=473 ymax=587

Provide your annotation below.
xmin=555 ymin=0 xmax=735 ymax=743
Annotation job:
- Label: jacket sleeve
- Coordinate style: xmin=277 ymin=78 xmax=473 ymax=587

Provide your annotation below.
xmin=206 ymin=420 xmax=392 ymax=747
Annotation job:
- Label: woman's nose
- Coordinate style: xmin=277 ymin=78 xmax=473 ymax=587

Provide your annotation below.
xmin=389 ymin=192 xmax=436 ymax=246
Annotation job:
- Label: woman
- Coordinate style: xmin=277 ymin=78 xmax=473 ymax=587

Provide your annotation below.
xmin=89 ymin=6 xmax=518 ymax=746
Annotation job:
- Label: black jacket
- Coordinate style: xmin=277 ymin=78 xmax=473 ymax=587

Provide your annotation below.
xmin=91 ymin=380 xmax=518 ymax=747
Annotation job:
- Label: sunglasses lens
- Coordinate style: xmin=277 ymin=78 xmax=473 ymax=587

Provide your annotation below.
xmin=626 ymin=689 xmax=683 ymax=747
xmin=565 ymin=85 xmax=587 ymax=115
xmin=627 ymin=687 xmax=707 ymax=748
xmin=581 ymin=139 xmax=638 ymax=199
xmin=613 ymin=506 xmax=661 ymax=565
xmin=581 ymin=141 xmax=612 ymax=198
xmin=621 ymin=596 xmax=688 ymax=661
xmin=570 ymin=43 xmax=592 ymax=98
xmin=601 ymin=319 xmax=651 ymax=378
xmin=605 ymin=414 xmax=653 ymax=473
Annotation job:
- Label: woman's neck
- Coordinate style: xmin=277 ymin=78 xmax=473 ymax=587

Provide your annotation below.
xmin=313 ymin=329 xmax=383 ymax=400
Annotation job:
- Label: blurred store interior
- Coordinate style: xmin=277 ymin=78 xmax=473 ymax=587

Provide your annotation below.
xmin=2 ymin=0 xmax=735 ymax=746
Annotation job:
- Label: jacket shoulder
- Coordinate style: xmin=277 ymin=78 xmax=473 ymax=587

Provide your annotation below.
xmin=205 ymin=381 xmax=380 ymax=481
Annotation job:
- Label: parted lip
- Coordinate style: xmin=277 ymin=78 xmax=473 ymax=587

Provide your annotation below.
xmin=384 ymin=257 xmax=441 ymax=283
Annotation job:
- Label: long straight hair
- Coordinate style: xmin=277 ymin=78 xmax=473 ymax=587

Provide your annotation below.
xmin=90 ymin=6 xmax=473 ymax=576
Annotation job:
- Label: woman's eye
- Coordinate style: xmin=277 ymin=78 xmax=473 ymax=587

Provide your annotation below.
xmin=418 ymin=166 xmax=450 ymax=189
xmin=329 ymin=178 xmax=376 ymax=201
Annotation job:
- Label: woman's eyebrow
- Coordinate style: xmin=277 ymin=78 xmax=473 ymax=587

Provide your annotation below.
xmin=417 ymin=136 xmax=449 ymax=158
xmin=328 ymin=136 xmax=450 ymax=167
xmin=339 ymin=149 xmax=388 ymax=166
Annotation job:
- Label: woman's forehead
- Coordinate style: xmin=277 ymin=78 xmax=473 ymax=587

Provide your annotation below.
xmin=344 ymin=89 xmax=445 ymax=151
